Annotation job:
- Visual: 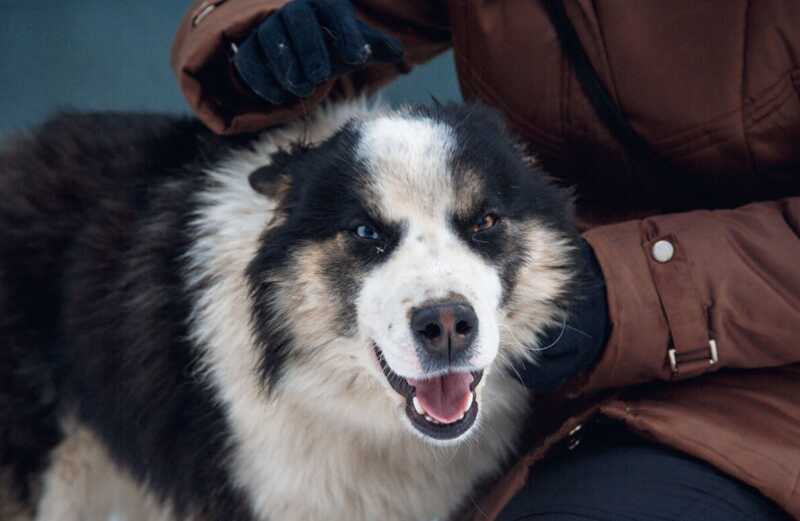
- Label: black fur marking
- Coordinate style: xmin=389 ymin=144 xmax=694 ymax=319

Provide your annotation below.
xmin=247 ymin=125 xmax=403 ymax=390
xmin=0 ymin=113 xmax=256 ymax=519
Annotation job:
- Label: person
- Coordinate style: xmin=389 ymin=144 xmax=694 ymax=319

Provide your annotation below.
xmin=171 ymin=1 xmax=800 ymax=519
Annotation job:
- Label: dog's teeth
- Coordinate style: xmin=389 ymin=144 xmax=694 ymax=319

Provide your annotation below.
xmin=456 ymin=393 xmax=476 ymax=421
xmin=412 ymin=397 xmax=425 ymax=416
xmin=465 ymin=392 xmax=474 ymax=411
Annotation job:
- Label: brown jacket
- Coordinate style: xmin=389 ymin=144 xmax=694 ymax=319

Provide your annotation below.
xmin=172 ymin=1 xmax=800 ymax=519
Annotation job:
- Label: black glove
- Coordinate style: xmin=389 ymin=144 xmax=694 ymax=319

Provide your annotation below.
xmin=232 ymin=0 xmax=404 ymax=105
xmin=515 ymin=239 xmax=611 ymax=393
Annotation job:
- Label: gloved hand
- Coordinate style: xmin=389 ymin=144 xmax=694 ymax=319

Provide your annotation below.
xmin=515 ymin=238 xmax=611 ymax=393
xmin=232 ymin=0 xmax=404 ymax=105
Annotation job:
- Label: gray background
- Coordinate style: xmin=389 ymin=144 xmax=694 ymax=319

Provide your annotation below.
xmin=0 ymin=2 xmax=461 ymax=137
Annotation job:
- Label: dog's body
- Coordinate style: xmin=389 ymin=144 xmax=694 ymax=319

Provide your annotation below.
xmin=0 ymin=102 xmax=579 ymax=521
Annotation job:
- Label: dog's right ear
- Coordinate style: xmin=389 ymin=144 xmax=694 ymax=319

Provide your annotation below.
xmin=249 ymin=164 xmax=292 ymax=201
xmin=250 ymin=147 xmax=307 ymax=206
xmin=248 ymin=146 xmax=311 ymax=207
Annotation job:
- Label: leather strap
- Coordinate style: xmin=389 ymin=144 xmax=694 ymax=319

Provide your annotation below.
xmin=542 ymin=0 xmax=656 ymax=163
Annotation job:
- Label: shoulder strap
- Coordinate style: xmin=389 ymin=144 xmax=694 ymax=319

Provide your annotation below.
xmin=542 ymin=0 xmax=656 ymax=163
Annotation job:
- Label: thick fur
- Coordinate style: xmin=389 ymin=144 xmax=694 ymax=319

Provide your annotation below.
xmin=0 ymin=102 xmax=580 ymax=521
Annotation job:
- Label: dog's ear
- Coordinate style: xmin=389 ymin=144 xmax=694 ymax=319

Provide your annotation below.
xmin=248 ymin=145 xmax=314 ymax=208
xmin=249 ymin=164 xmax=292 ymax=201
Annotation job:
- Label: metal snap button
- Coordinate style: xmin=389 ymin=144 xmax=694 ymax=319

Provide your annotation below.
xmin=651 ymin=240 xmax=675 ymax=263
xmin=567 ymin=423 xmax=583 ymax=451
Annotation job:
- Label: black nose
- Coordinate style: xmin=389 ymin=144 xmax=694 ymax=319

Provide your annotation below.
xmin=411 ymin=302 xmax=478 ymax=361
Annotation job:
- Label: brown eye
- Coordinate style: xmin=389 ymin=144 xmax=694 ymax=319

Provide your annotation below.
xmin=472 ymin=213 xmax=499 ymax=233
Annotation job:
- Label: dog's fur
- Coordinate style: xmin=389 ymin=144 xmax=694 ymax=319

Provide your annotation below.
xmin=0 ymin=101 xmax=579 ymax=521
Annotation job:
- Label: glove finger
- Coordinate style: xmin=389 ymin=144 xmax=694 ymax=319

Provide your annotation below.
xmin=233 ymin=35 xmax=288 ymax=105
xmin=313 ymin=0 xmax=371 ymax=66
xmin=256 ymin=12 xmax=312 ymax=98
xmin=356 ymin=20 xmax=404 ymax=63
xmin=280 ymin=0 xmax=331 ymax=87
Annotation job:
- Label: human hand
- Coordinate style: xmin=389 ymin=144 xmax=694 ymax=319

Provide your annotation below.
xmin=232 ymin=0 xmax=404 ymax=105
xmin=515 ymin=239 xmax=611 ymax=393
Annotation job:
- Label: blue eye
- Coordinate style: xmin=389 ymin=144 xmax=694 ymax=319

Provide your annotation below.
xmin=355 ymin=224 xmax=381 ymax=240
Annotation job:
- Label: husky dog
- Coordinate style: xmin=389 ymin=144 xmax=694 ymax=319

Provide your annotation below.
xmin=0 ymin=102 xmax=579 ymax=521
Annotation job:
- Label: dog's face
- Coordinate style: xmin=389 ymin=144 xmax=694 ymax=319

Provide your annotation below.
xmin=247 ymin=105 xmax=577 ymax=444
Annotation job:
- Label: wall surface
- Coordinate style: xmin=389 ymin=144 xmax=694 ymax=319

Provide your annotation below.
xmin=0 ymin=1 xmax=461 ymax=137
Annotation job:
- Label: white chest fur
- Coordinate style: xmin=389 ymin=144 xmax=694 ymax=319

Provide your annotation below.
xmin=228 ymin=373 xmax=529 ymax=521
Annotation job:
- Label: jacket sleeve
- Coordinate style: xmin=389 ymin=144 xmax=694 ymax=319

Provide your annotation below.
xmin=171 ymin=0 xmax=451 ymax=134
xmin=572 ymin=197 xmax=800 ymax=393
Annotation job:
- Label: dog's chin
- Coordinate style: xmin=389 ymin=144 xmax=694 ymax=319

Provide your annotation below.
xmin=371 ymin=343 xmax=485 ymax=443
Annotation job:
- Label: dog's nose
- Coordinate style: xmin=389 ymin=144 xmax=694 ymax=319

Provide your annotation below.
xmin=411 ymin=302 xmax=478 ymax=361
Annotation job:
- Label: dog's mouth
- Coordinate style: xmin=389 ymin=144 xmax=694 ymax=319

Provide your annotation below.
xmin=373 ymin=344 xmax=483 ymax=441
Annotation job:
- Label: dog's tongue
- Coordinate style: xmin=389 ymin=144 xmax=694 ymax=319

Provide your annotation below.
xmin=408 ymin=373 xmax=474 ymax=424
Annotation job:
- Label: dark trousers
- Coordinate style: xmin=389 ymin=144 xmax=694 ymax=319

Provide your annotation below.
xmin=497 ymin=421 xmax=791 ymax=521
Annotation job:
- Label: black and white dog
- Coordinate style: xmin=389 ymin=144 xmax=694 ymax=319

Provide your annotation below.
xmin=0 ymin=101 xmax=579 ymax=521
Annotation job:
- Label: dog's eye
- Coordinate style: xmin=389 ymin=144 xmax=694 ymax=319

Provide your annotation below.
xmin=354 ymin=224 xmax=381 ymax=241
xmin=472 ymin=213 xmax=499 ymax=234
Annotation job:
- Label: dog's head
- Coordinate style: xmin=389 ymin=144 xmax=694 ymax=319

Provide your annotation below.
xmin=245 ymin=104 xmax=578 ymax=444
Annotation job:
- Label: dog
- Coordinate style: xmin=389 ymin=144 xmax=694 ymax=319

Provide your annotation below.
xmin=0 ymin=101 xmax=580 ymax=521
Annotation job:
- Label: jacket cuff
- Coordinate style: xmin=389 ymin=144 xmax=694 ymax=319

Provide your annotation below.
xmin=173 ymin=0 xmax=326 ymax=134
xmin=574 ymin=217 xmax=718 ymax=394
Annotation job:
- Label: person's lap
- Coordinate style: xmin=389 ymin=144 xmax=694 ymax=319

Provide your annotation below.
xmin=496 ymin=421 xmax=791 ymax=521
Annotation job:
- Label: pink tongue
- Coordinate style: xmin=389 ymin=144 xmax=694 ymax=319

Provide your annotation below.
xmin=408 ymin=373 xmax=474 ymax=424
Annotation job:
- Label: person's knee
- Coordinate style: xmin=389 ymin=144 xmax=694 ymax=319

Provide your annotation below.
xmin=495 ymin=434 xmax=791 ymax=521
